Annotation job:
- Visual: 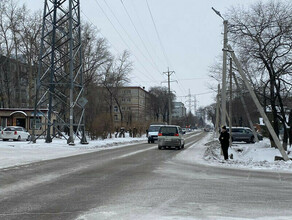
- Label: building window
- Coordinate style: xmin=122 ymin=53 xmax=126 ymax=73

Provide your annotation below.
xmin=1 ymin=117 xmax=7 ymax=127
xmin=114 ymin=106 xmax=118 ymax=112
xmin=127 ymin=98 xmax=131 ymax=102
xmin=30 ymin=117 xmax=41 ymax=130
xmin=114 ymin=115 xmax=118 ymax=121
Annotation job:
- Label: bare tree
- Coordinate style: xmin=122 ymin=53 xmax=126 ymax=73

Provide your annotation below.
xmin=226 ymin=0 xmax=292 ymax=149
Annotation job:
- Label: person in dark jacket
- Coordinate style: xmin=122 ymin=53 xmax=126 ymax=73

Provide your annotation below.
xmin=219 ymin=125 xmax=230 ymax=160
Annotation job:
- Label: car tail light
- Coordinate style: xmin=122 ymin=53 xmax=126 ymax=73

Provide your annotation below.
xmin=174 ymin=133 xmax=179 ymax=136
xmin=158 ymin=133 xmax=162 ymax=136
xmin=14 ymin=131 xmax=17 ymax=135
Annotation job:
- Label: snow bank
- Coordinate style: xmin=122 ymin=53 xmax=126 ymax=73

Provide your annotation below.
xmin=0 ymin=133 xmax=147 ymax=169
xmin=201 ymin=133 xmax=292 ymax=172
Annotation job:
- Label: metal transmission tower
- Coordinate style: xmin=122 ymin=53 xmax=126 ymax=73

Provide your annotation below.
xmin=32 ymin=0 xmax=88 ymax=145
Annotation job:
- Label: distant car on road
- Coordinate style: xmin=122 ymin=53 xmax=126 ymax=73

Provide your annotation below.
xmin=182 ymin=128 xmax=187 ymax=134
xmin=227 ymin=127 xmax=263 ymax=143
xmin=1 ymin=126 xmax=31 ymax=141
xmin=158 ymin=125 xmax=185 ymax=150
xmin=147 ymin=124 xmax=165 ymax=143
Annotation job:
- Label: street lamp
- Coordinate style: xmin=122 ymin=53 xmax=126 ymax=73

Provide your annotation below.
xmin=212 ymin=7 xmax=228 ymax=127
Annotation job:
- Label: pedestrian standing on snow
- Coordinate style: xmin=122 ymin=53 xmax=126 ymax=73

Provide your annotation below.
xmin=219 ymin=125 xmax=230 ymax=160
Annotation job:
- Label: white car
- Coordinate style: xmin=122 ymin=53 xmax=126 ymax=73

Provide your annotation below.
xmin=1 ymin=126 xmax=31 ymax=141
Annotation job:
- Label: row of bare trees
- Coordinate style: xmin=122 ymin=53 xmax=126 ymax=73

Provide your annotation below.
xmin=209 ymin=1 xmax=292 ymax=149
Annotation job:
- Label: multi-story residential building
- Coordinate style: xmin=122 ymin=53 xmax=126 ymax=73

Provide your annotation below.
xmin=112 ymin=86 xmax=152 ymax=127
xmin=0 ymin=55 xmax=35 ymax=108
xmin=172 ymin=102 xmax=186 ymax=118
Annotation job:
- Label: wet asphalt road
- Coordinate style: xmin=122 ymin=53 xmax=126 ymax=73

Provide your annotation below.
xmin=0 ymin=131 xmax=292 ymax=220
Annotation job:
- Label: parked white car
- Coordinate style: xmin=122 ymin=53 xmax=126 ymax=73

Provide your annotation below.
xmin=1 ymin=126 xmax=31 ymax=141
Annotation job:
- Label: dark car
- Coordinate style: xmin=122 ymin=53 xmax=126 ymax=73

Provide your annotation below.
xmin=227 ymin=127 xmax=262 ymax=143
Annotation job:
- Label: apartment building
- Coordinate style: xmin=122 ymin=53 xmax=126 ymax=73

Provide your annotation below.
xmin=172 ymin=102 xmax=187 ymax=118
xmin=112 ymin=86 xmax=151 ymax=127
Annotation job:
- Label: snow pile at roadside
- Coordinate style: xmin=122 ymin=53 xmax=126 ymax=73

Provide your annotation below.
xmin=203 ymin=135 xmax=292 ymax=171
xmin=0 ymin=133 xmax=147 ymax=169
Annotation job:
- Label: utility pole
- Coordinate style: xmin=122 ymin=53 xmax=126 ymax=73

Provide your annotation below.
xmin=163 ymin=67 xmax=175 ymax=125
xmin=229 ymin=58 xmax=232 ymax=145
xmin=228 ymin=44 xmax=289 ymax=161
xmin=214 ymin=84 xmax=220 ymax=138
xmin=221 ymin=20 xmax=228 ymax=127
xmin=233 ymin=72 xmax=259 ymax=142
xmin=212 ymin=7 xmax=228 ymax=127
xmin=194 ymin=95 xmax=197 ymax=116
xmin=188 ymin=89 xmax=192 ymax=114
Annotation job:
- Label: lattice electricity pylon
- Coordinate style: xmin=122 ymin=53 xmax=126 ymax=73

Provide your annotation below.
xmin=32 ymin=0 xmax=88 ymax=145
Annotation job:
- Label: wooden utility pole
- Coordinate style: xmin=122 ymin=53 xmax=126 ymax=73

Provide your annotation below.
xmin=228 ymin=44 xmax=289 ymax=161
xmin=163 ymin=68 xmax=175 ymax=125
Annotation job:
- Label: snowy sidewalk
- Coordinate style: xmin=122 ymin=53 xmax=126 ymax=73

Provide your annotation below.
xmin=178 ymin=133 xmax=292 ymax=172
xmin=0 ymin=134 xmax=147 ymax=169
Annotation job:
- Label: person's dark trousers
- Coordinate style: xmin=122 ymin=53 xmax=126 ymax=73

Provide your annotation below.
xmin=222 ymin=146 xmax=228 ymax=160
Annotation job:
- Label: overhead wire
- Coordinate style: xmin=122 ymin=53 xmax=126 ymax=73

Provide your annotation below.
xmin=144 ymin=0 xmax=189 ymax=97
xmin=119 ymin=0 xmax=162 ymax=74
xmin=101 ymin=0 xmax=162 ymax=79
xmin=129 ymin=0 xmax=166 ymax=69
xmin=92 ymin=0 xmax=159 ymax=82
xmin=81 ymin=9 xmax=156 ymax=84
xmin=145 ymin=0 xmax=172 ymax=68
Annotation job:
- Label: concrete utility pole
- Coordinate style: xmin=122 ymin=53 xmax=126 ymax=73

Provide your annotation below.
xmin=221 ymin=20 xmax=228 ymax=127
xmin=163 ymin=68 xmax=175 ymax=125
xmin=229 ymin=58 xmax=232 ymax=145
xmin=228 ymin=44 xmax=289 ymax=161
xmin=214 ymin=84 xmax=220 ymax=138
xmin=194 ymin=95 xmax=197 ymax=116
xmin=233 ymin=72 xmax=259 ymax=142
xmin=212 ymin=7 xmax=228 ymax=127
xmin=188 ymin=89 xmax=192 ymax=114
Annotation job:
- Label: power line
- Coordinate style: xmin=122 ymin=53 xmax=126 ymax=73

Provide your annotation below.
xmin=92 ymin=0 xmax=159 ymax=82
xmin=119 ymin=0 xmax=162 ymax=74
xmin=145 ymin=0 xmax=171 ymax=68
xmin=81 ymin=10 xmax=158 ymax=84
xmin=129 ymin=0 xmax=166 ymax=68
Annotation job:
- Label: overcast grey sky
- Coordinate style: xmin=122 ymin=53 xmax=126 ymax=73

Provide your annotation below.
xmin=19 ymin=0 xmax=256 ymax=113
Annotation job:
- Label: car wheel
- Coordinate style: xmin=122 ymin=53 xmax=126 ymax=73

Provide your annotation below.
xmin=250 ymin=136 xmax=255 ymax=143
xmin=158 ymin=146 xmax=162 ymax=150
xmin=26 ymin=135 xmax=31 ymax=141
xmin=181 ymin=144 xmax=184 ymax=149
xmin=14 ymin=136 xmax=21 ymax=141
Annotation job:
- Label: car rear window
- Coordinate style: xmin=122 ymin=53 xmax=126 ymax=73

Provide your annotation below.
xmin=148 ymin=126 xmax=161 ymax=132
xmin=232 ymin=128 xmax=244 ymax=133
xmin=4 ymin=127 xmax=15 ymax=131
xmin=15 ymin=128 xmax=23 ymax=131
xmin=159 ymin=127 xmax=178 ymax=136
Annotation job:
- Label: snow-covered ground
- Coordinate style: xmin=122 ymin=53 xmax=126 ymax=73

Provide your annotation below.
xmin=0 ymin=133 xmax=147 ymax=169
xmin=180 ymin=133 xmax=292 ymax=172
xmin=1 ymin=131 xmax=292 ymax=172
